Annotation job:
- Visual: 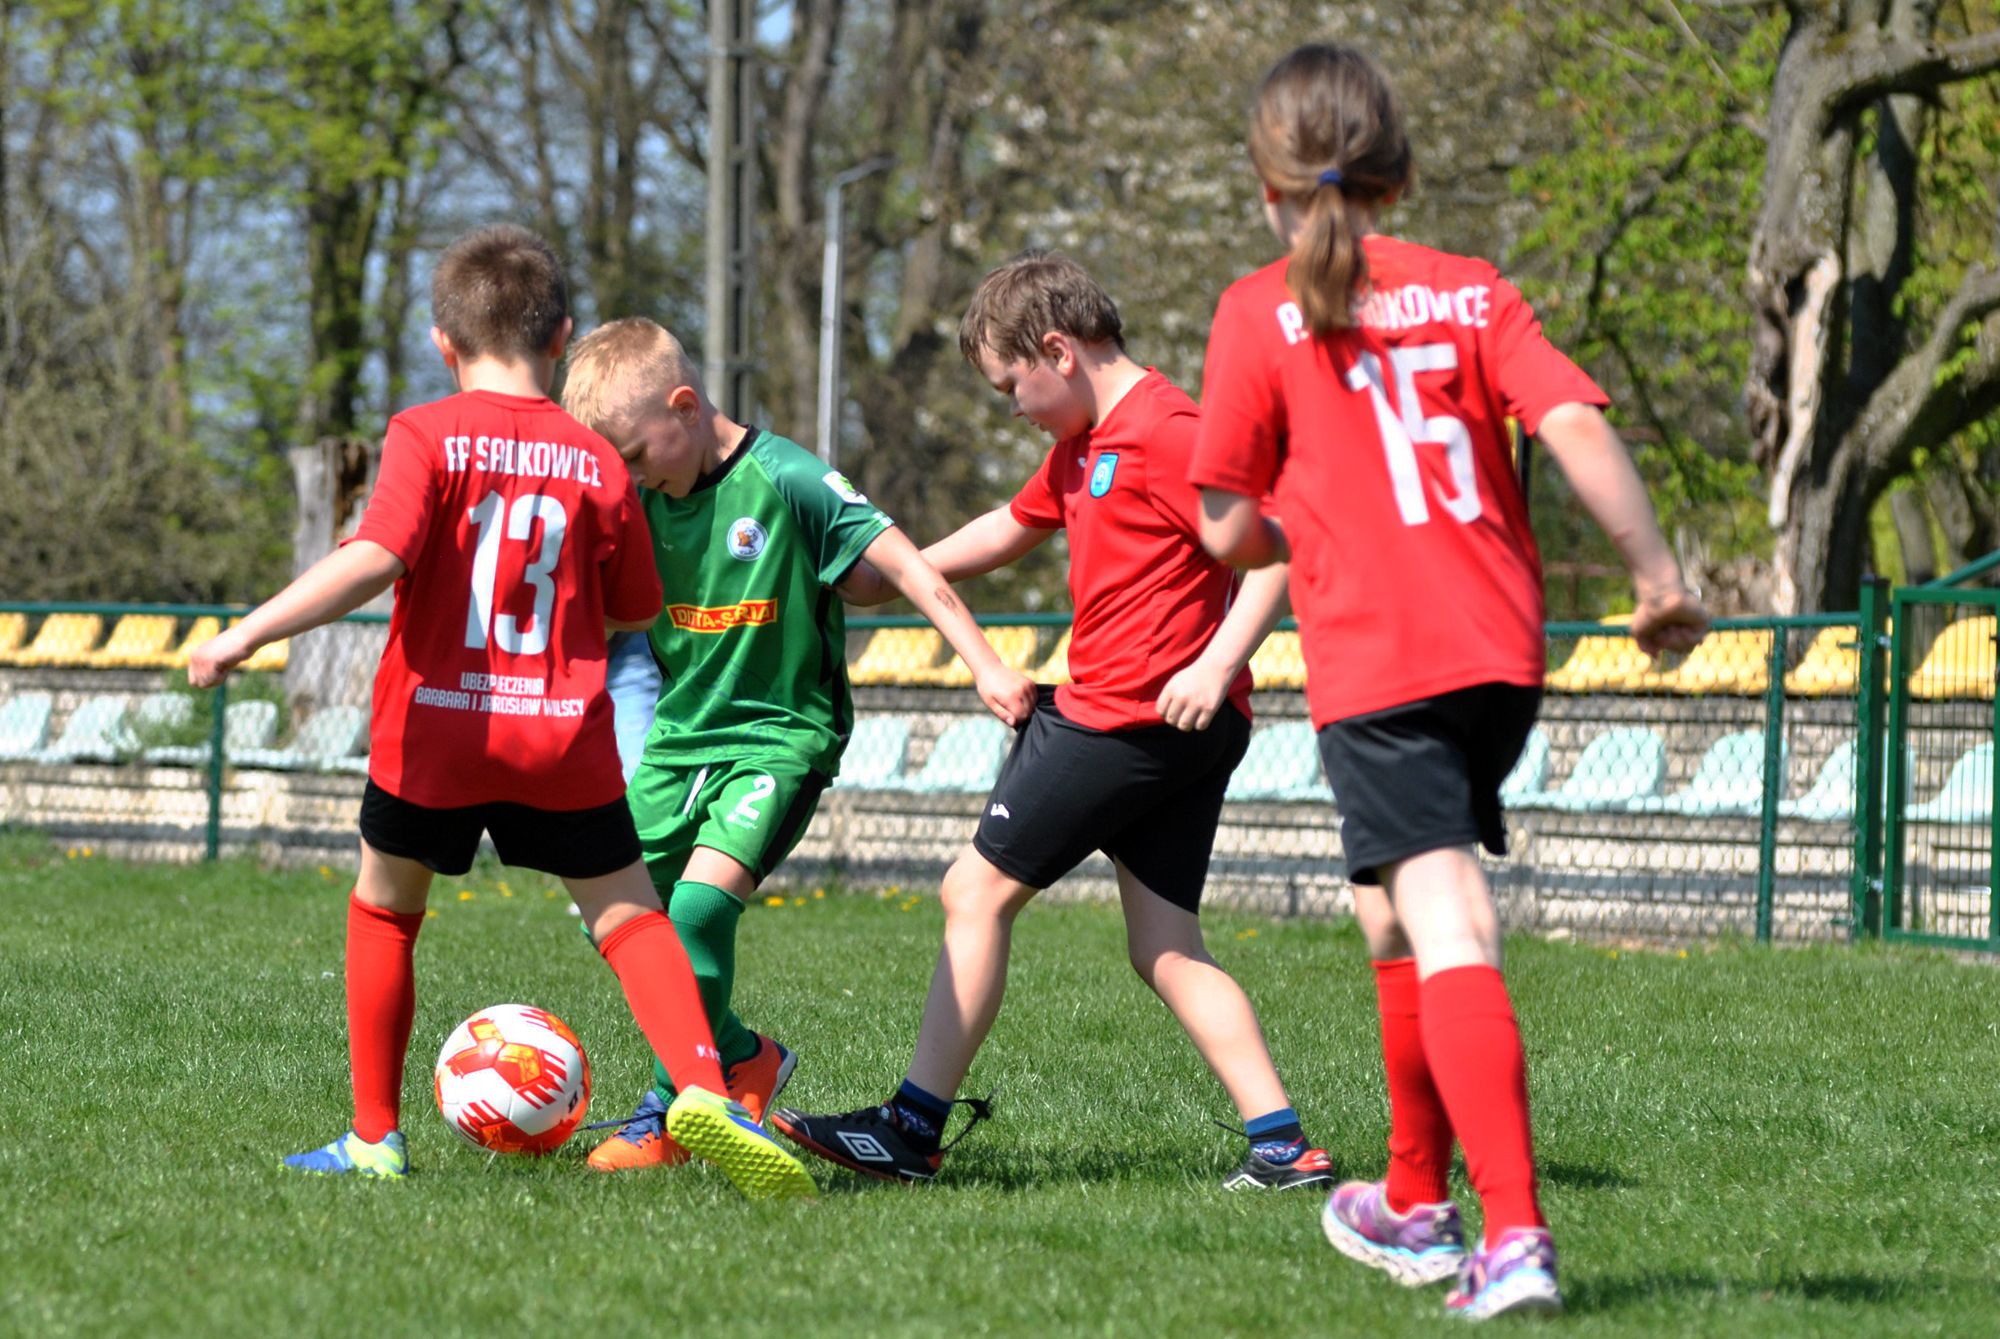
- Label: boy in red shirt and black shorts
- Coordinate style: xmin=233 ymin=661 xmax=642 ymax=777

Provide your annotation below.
xmin=774 ymin=252 xmax=1331 ymax=1190
xmin=191 ymin=224 xmax=813 ymax=1198
xmin=1192 ymin=46 xmax=1709 ymax=1319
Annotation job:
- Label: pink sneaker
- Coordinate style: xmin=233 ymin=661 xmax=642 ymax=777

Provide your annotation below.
xmin=1445 ymin=1227 xmax=1563 ymax=1321
xmin=1320 ymin=1178 xmax=1467 ymax=1286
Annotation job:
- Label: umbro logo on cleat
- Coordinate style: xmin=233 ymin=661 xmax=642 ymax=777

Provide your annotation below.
xmin=989 ymin=803 xmax=1011 ymax=819
xmin=836 ymin=1131 xmax=894 ymax=1163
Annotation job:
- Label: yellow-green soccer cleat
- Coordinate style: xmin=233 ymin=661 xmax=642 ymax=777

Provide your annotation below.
xmin=664 ymin=1087 xmax=818 ymax=1200
xmin=282 ymin=1129 xmax=409 ymax=1179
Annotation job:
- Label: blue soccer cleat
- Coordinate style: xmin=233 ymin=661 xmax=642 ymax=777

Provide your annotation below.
xmin=283 ymin=1129 xmax=410 ymax=1179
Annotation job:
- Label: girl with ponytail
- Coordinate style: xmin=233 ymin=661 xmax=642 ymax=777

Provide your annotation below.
xmin=1190 ymin=42 xmax=1710 ymax=1322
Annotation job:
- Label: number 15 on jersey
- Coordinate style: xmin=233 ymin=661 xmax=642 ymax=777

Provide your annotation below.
xmin=1345 ymin=343 xmax=1482 ymax=527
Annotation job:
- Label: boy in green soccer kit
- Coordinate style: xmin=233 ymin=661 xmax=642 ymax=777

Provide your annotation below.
xmin=562 ymin=317 xmax=1037 ymax=1170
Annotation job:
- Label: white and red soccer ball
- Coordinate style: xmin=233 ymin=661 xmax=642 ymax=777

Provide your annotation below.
xmin=433 ymin=1004 xmax=591 ymax=1155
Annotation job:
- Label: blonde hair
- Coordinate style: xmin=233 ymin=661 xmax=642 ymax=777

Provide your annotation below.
xmin=1248 ymin=44 xmax=1413 ymax=335
xmin=561 ymin=317 xmax=701 ymax=438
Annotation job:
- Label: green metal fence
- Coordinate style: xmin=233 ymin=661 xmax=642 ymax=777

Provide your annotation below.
xmin=0 ymin=594 xmax=1987 ymax=950
xmin=1879 ymin=576 xmax=2000 ymax=951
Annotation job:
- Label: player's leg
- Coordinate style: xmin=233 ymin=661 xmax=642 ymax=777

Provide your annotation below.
xmin=1114 ymin=862 xmax=1333 ymax=1190
xmin=285 ymin=784 xmax=474 ymax=1177
xmin=772 ymin=700 xmax=1085 ymax=1180
xmin=506 ymin=798 xmax=812 ymax=1199
xmin=1329 ymin=879 xmax=1462 ymax=1277
xmin=1320 ymin=685 xmax=1556 ymax=1314
xmin=1102 ymin=705 xmax=1329 ymax=1189
xmin=1386 ymin=847 xmax=1556 ymax=1316
xmin=770 ymin=844 xmax=1031 ymax=1181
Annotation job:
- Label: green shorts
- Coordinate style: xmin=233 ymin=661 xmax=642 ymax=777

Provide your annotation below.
xmin=627 ymin=753 xmax=830 ymax=890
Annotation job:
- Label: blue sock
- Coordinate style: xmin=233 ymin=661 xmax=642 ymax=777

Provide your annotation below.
xmin=891 ymin=1078 xmax=952 ymax=1151
xmin=1246 ymin=1107 xmax=1306 ymax=1165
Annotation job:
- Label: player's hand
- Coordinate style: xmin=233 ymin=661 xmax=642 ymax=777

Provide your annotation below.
xmin=1155 ymin=658 xmax=1232 ymax=732
xmin=187 ymin=627 xmax=254 ymax=689
xmin=976 ymin=665 xmax=1037 ymax=728
xmin=1631 ymin=584 xmax=1711 ymax=657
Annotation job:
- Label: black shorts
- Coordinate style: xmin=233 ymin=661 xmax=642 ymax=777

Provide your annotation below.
xmin=972 ymin=685 xmax=1252 ymax=912
xmin=359 ymin=781 xmax=642 ymax=880
xmin=1316 ymin=682 xmax=1541 ymax=886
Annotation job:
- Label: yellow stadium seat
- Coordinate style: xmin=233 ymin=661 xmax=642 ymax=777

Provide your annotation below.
xmin=86 ymin=614 xmax=177 ymax=668
xmin=1908 ymin=615 xmax=1997 ymax=700
xmin=1658 ymin=628 xmax=1772 ymax=695
xmin=934 ymin=625 xmax=1044 ymax=687
xmin=1034 ymin=629 xmax=1072 ymax=684
xmin=1784 ymin=625 xmax=1862 ymax=696
xmin=163 ymin=617 xmax=223 ymax=668
xmin=1543 ymin=616 xmax=1668 ymax=693
xmin=848 ymin=627 xmax=947 ymax=685
xmin=0 ymin=612 xmax=26 ymax=658
xmin=8 ymin=613 xmax=104 ymax=667
xmin=1248 ymin=630 xmax=1308 ymax=691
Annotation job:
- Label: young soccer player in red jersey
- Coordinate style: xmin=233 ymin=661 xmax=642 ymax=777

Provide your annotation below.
xmin=773 ymin=252 xmax=1332 ymax=1190
xmin=189 ymin=224 xmax=813 ymax=1198
xmin=1190 ymin=46 xmax=1709 ymax=1319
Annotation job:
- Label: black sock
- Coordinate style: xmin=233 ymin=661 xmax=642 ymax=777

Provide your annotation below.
xmin=890 ymin=1078 xmax=951 ymax=1153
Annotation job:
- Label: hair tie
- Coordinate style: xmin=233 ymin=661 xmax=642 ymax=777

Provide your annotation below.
xmin=1318 ymin=167 xmax=1345 ymax=188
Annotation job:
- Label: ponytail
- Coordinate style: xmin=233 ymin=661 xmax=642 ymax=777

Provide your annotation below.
xmin=1248 ymin=44 xmax=1412 ymax=338
xmin=1286 ymin=184 xmax=1372 ymax=335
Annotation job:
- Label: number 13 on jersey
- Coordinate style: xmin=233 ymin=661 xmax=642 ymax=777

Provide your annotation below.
xmin=465 ymin=490 xmax=569 ymax=655
xmin=1345 ymin=343 xmax=1482 ymax=527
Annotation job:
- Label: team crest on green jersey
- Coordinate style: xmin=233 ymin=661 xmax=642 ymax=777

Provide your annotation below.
xmin=726 ymin=517 xmax=767 ymax=560
xmin=1089 ymin=453 xmax=1119 ymax=498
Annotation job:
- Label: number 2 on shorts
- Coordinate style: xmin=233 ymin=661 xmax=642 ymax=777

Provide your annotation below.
xmin=730 ymin=774 xmax=776 ymax=826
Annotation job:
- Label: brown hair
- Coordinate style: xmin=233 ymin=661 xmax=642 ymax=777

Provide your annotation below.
xmin=1248 ymin=44 xmax=1413 ymax=335
xmin=958 ymin=250 xmax=1124 ymax=366
xmin=561 ymin=317 xmax=700 ymax=443
xmin=431 ymin=224 xmax=571 ymax=360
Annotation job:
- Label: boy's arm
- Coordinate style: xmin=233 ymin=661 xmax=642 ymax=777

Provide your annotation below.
xmin=857 ymin=525 xmax=1038 ymax=726
xmin=836 ymin=506 xmax=1053 ymax=606
xmin=1156 ymin=565 xmax=1290 ymax=731
xmin=606 ymin=615 xmax=658 ymax=632
xmin=1198 ymin=489 xmax=1289 ymax=569
xmin=189 ymin=541 xmax=405 ymax=687
xmin=923 ymin=505 xmax=1055 ymax=583
xmin=1534 ymin=402 xmax=1709 ymax=654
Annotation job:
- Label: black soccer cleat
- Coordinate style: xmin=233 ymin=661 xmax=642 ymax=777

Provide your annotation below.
xmin=768 ymin=1104 xmax=944 ymax=1182
xmin=1221 ymin=1144 xmax=1336 ymax=1191
xmin=770 ymin=1093 xmax=992 ymax=1183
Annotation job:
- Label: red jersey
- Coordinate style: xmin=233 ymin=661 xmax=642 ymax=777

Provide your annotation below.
xmin=352 ymin=389 xmax=663 ymax=808
xmin=1010 ymin=369 xmax=1253 ymax=731
xmin=1189 ymin=238 xmax=1607 ymax=727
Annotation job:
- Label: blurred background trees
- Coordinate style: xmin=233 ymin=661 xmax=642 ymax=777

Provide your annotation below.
xmin=4 ymin=0 xmax=1996 ymax=615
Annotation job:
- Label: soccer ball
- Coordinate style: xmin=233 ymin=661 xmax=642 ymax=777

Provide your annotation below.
xmin=433 ymin=1004 xmax=592 ymax=1155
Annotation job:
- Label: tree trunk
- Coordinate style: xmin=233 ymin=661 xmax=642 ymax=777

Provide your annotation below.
xmin=286 ymin=436 xmax=388 ymax=711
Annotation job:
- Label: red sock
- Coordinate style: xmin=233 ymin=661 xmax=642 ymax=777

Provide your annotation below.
xmin=597 ymin=911 xmax=728 ymax=1097
xmin=1418 ymin=965 xmax=1545 ymax=1235
xmin=1373 ymin=958 xmax=1453 ymax=1210
xmin=346 ymin=894 xmax=425 ymax=1143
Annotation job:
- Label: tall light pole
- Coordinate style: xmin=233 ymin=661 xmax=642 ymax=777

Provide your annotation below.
xmin=705 ymin=0 xmax=757 ymax=421
xmin=816 ymin=156 xmax=893 ymax=467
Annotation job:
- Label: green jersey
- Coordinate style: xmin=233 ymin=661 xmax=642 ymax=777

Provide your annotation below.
xmin=640 ymin=428 xmax=892 ymax=772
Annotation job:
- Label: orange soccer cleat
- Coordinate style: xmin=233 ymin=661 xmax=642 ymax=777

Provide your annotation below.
xmin=585 ymin=1035 xmax=795 ymax=1172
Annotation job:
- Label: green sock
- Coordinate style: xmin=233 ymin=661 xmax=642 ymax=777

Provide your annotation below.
xmin=650 ymin=879 xmax=759 ymax=1100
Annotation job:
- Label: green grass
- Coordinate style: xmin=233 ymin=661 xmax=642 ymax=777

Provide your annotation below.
xmin=4 ymin=830 xmax=1998 ymax=1337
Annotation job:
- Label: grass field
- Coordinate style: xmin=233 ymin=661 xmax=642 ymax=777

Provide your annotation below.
xmin=4 ymin=830 xmax=1999 ymax=1337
